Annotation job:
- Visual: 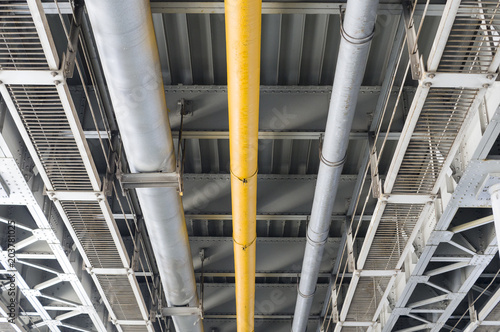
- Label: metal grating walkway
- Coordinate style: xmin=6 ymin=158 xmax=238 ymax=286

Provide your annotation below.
xmin=438 ymin=1 xmax=500 ymax=73
xmin=61 ymin=201 xmax=124 ymax=268
xmin=345 ymin=277 xmax=391 ymax=323
xmin=364 ymin=204 xmax=424 ymax=270
xmin=96 ymin=275 xmax=145 ymax=321
xmin=6 ymin=85 xmax=94 ymax=190
xmin=0 ymin=0 xmax=49 ymax=70
xmin=392 ymin=87 xmax=477 ymax=194
xmin=336 ymin=1 xmax=500 ymax=330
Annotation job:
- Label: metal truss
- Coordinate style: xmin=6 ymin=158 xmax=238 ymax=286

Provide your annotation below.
xmin=0 ymin=110 xmax=107 ymax=330
xmin=380 ymin=103 xmax=500 ymax=332
xmin=0 ymin=1 xmax=153 ymax=331
xmin=329 ymin=1 xmax=500 ymax=331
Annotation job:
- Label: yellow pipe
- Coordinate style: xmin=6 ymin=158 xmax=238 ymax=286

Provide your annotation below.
xmin=225 ymin=0 xmax=261 ymax=330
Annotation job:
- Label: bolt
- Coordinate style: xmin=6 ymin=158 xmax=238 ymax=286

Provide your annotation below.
xmin=424 ymin=82 xmax=432 ymax=87
xmin=51 ymin=71 xmax=58 ymax=77
xmin=54 ymin=80 xmax=61 ymax=85
xmin=428 ymin=73 xmax=435 ymax=79
xmin=483 ymin=83 xmax=490 ymax=88
xmin=487 ymin=74 xmax=495 ymax=80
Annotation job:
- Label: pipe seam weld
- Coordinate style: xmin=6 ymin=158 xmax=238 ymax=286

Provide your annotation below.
xmin=230 ymin=167 xmax=258 ymax=184
xmin=340 ymin=24 xmax=375 ymax=45
xmin=233 ymin=236 xmax=257 ymax=251
xmin=306 ymin=231 xmax=328 ymax=247
xmin=320 ymin=152 xmax=347 ymax=168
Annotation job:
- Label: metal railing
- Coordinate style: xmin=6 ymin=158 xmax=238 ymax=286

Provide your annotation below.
xmin=327 ymin=1 xmax=500 ymax=331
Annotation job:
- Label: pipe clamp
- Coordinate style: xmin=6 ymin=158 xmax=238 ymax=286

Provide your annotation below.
xmin=230 ymin=167 xmax=258 ymax=184
xmin=340 ymin=24 xmax=375 ymax=45
xmin=297 ymin=286 xmax=316 ymax=299
xmin=233 ymin=236 xmax=257 ymax=251
xmin=306 ymin=232 xmax=328 ymax=247
xmin=320 ymin=152 xmax=346 ymax=168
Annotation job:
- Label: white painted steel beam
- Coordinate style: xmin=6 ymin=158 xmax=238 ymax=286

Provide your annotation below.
xmin=0 ymin=70 xmax=64 ymax=85
xmin=46 ymin=191 xmax=105 ymax=202
xmin=34 ymin=277 xmax=61 ymax=291
xmin=407 ymin=294 xmax=450 ymax=308
xmin=489 ymin=183 xmax=500 ymax=255
xmin=427 ymin=0 xmax=461 ymax=71
xmin=381 ymin=194 xmax=435 ymax=204
xmin=450 ymin=215 xmax=494 ymax=233
xmin=13 ymin=236 xmax=38 ymax=251
xmin=26 ymin=0 xmax=59 ymax=69
xmin=425 ymin=262 xmax=470 ymax=277
xmin=421 ymin=72 xmax=497 ymax=89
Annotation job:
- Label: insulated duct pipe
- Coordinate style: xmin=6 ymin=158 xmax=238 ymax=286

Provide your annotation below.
xmin=84 ymin=1 xmax=203 ymax=331
xmin=291 ymin=1 xmax=379 ymax=331
xmin=225 ymin=0 xmax=262 ymax=330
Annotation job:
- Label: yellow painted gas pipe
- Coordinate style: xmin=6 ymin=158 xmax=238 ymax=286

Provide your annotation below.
xmin=224 ymin=0 xmax=261 ymax=330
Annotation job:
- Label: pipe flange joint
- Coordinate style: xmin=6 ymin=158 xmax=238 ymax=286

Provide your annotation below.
xmin=320 ymin=152 xmax=346 ymax=168
xmin=340 ymin=24 xmax=375 ymax=45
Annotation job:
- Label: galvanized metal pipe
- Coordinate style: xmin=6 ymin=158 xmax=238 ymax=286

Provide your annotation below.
xmin=84 ymin=1 xmax=203 ymax=331
xmin=225 ymin=0 xmax=262 ymax=330
xmin=291 ymin=1 xmax=379 ymax=331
